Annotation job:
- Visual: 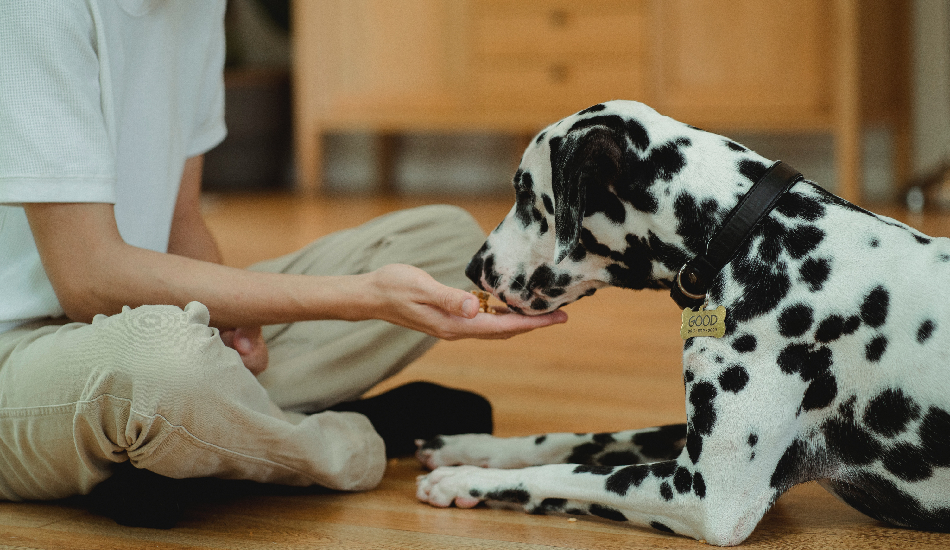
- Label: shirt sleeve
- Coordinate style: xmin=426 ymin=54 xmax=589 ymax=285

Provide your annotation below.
xmin=185 ymin=2 xmax=228 ymax=158
xmin=0 ymin=0 xmax=117 ymax=204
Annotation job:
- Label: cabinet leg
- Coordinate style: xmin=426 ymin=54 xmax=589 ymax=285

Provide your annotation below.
xmin=294 ymin=124 xmax=322 ymax=196
xmin=377 ymin=133 xmax=399 ymax=195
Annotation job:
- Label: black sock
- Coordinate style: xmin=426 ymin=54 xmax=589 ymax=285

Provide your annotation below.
xmin=84 ymin=461 xmax=187 ymax=529
xmin=328 ymin=381 xmax=493 ymax=457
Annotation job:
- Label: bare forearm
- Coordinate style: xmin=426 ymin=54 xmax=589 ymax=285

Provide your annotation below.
xmin=69 ymin=239 xmax=370 ymax=327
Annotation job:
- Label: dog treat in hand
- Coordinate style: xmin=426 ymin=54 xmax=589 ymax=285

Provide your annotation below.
xmin=471 ymin=290 xmax=501 ymax=314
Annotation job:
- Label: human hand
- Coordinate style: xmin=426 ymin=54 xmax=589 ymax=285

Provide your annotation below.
xmin=220 ymin=326 xmax=269 ymax=375
xmin=364 ymin=264 xmax=567 ymax=340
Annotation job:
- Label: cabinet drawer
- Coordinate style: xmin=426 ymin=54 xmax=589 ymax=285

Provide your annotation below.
xmin=472 ymin=0 xmax=646 ymax=59
xmin=473 ymin=59 xmax=645 ymax=109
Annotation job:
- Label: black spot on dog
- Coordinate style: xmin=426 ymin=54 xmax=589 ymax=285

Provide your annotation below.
xmin=815 ymin=314 xmax=847 ymax=343
xmin=674 ymin=194 xmax=723 ymax=256
xmin=527 ymin=265 xmax=555 ymax=291
xmin=674 ymin=467 xmax=693 ymax=494
xmin=917 ymin=320 xmax=936 ymax=343
xmin=513 ymin=170 xmax=538 ymax=228
xmin=728 ymin=256 xmax=792 ymax=323
xmin=777 ymin=343 xmax=832 ymax=381
xmin=914 ymin=234 xmax=932 ymax=245
xmin=605 ymin=234 xmax=661 ymax=290
xmin=940 ymin=253 xmax=950 ymax=262
xmin=650 ymin=461 xmax=677 ymax=478
xmin=578 ymin=228 xmax=615 ymax=259
xmin=693 ymin=472 xmax=706 ymax=498
xmin=799 ymin=257 xmax=831 ymax=292
xmin=719 ymin=365 xmax=750 ymax=393
xmin=420 ymin=436 xmax=445 ymax=451
xmin=770 ymin=439 xmax=813 ymax=490
xmin=633 ymin=424 xmax=687 ymax=459
xmin=827 ymin=473 xmax=950 ymax=531
xmin=651 ymin=521 xmax=676 ymax=534
xmin=749 ymin=434 xmax=758 ymax=447
xmin=585 ymin=175 xmax=627 ymax=225
xmin=589 ymin=503 xmax=628 ymax=522
xmin=779 ymin=304 xmax=814 ymax=338
xmin=882 ymin=443 xmax=934 ymax=482
xmin=574 ymin=464 xmax=615 ymax=475
xmin=801 ymin=372 xmax=837 ymax=411
xmin=605 ymin=465 xmax=649 ymax=496
xmin=775 ymin=191 xmax=826 ymax=221
xmin=684 ymin=371 xmax=695 ymax=384
xmin=865 ymin=335 xmax=888 ymax=362
xmin=738 ymin=159 xmax=769 ymax=183
xmin=568 ymin=443 xmax=604 ymax=465
xmin=920 ymin=407 xmax=950 ymax=467
xmin=598 ymin=452 xmax=641 ymax=466
xmin=532 ymin=498 xmax=567 ymax=515
xmin=593 ymin=433 xmax=616 ymax=445
xmin=784 ymin=225 xmax=825 ymax=259
xmin=843 ymin=315 xmax=861 ymax=334
xmin=870 ymin=237 xmax=880 ymax=248
xmin=689 ymin=382 xmax=718 ymax=436
xmin=660 ymin=482 xmax=674 ymax=501
xmin=535 ymin=435 xmax=547 ymax=445
xmin=577 ymin=103 xmax=607 ymax=116
xmin=732 ymin=334 xmax=757 ymax=353
xmin=534 ymin=131 xmax=547 ymax=145
xmin=860 ymin=286 xmax=890 ymax=328
xmin=823 ymin=401 xmax=883 ymax=466
xmin=541 ymin=194 xmax=554 ymax=215
xmin=686 ymin=428 xmax=703 ymax=464
xmin=862 ymin=389 xmax=921 ymax=437
xmin=486 ymin=488 xmax=530 ymax=504
xmin=725 ymin=140 xmax=748 ymax=152
xmin=483 ymin=255 xmax=501 ymax=290
xmin=530 ymin=297 xmax=549 ymax=311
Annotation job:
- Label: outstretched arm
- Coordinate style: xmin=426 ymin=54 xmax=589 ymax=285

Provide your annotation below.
xmin=23 ymin=163 xmax=566 ymax=340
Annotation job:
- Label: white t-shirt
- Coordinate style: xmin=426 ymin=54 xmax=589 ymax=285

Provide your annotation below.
xmin=0 ymin=0 xmax=227 ymax=333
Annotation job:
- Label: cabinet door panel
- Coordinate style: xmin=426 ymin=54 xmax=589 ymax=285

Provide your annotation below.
xmin=655 ymin=0 xmax=832 ymax=127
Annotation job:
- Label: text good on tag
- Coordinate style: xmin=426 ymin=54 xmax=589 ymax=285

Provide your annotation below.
xmin=681 ymin=306 xmax=727 ymax=340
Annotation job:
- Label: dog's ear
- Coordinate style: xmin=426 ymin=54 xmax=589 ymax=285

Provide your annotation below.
xmin=551 ymin=127 xmax=623 ymax=263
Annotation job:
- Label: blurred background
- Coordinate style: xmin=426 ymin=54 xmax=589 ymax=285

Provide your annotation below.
xmin=205 ymin=0 xmax=950 ymax=209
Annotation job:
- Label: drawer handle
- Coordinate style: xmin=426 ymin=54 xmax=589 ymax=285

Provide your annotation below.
xmin=549 ymin=63 xmax=569 ymax=83
xmin=549 ymin=9 xmax=570 ymax=28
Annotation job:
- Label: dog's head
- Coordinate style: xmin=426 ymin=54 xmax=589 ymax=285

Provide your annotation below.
xmin=466 ymin=100 xmax=770 ymax=315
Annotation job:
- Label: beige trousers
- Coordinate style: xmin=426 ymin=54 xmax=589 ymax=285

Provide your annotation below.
xmin=0 ymin=205 xmax=484 ymax=501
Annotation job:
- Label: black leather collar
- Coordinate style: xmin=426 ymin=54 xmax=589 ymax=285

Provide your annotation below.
xmin=670 ymin=161 xmax=804 ymax=309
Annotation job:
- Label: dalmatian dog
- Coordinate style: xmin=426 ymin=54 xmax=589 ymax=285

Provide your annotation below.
xmin=415 ymin=100 xmax=950 ymax=546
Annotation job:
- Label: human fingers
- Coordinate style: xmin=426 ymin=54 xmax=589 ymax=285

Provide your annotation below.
xmin=231 ymin=326 xmax=269 ymax=375
xmin=438 ymin=308 xmax=568 ymax=340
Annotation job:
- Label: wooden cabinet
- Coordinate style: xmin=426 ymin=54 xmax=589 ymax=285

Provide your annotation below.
xmin=292 ymin=0 xmax=910 ymax=202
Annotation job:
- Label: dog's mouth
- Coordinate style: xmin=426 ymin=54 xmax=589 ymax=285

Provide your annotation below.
xmin=467 ymin=254 xmax=599 ymax=315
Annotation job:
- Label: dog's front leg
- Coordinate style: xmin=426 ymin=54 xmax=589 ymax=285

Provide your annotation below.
xmin=416 ymin=424 xmax=687 ymax=470
xmin=417 ymin=458 xmax=723 ymax=541
xmin=417 ymin=448 xmax=784 ymax=546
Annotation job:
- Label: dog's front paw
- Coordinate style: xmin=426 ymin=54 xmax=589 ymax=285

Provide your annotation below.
xmin=415 ymin=433 xmax=500 ymax=470
xmin=416 ymin=466 xmax=487 ymax=508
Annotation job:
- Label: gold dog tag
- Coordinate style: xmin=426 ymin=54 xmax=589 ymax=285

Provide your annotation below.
xmin=681 ymin=306 xmax=727 ymax=340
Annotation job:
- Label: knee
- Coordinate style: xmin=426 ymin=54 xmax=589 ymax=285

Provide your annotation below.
xmin=84 ymin=302 xmax=243 ymax=404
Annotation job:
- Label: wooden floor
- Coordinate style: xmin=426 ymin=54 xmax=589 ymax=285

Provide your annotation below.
xmin=2 ymin=193 xmax=949 ymax=549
